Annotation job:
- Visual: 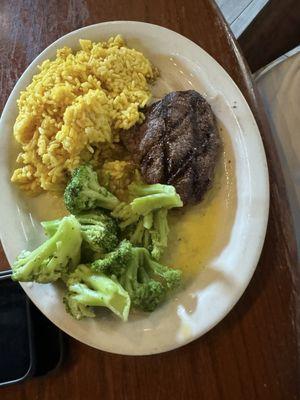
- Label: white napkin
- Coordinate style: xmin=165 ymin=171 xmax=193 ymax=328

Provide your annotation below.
xmin=255 ymin=49 xmax=300 ymax=244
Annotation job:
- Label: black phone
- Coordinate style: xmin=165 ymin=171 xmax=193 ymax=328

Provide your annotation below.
xmin=0 ymin=277 xmax=64 ymax=386
xmin=0 ymin=278 xmax=34 ymax=385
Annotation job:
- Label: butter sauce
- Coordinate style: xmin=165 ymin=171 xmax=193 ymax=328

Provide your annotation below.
xmin=162 ymin=124 xmax=236 ymax=277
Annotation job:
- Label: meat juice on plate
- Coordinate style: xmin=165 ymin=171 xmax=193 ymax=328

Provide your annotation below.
xmin=162 ymin=123 xmax=236 ymax=277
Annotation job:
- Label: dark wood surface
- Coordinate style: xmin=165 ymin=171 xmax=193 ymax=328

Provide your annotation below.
xmin=239 ymin=0 xmax=300 ymax=71
xmin=1 ymin=1 xmax=299 ymax=399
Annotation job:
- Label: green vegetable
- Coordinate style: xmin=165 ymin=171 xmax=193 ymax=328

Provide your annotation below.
xmin=91 ymin=239 xmax=132 ymax=275
xmin=12 ymin=216 xmax=82 ymax=283
xmin=112 ymin=183 xmax=182 ymax=260
xmin=92 ymin=240 xmax=182 ymax=312
xmin=149 ymin=209 xmax=169 ymax=261
xmin=12 ymin=167 xmax=184 ymax=322
xmin=64 ymin=165 xmax=120 ymax=214
xmin=129 ymin=183 xmax=182 ymax=215
xmin=64 ymin=264 xmax=130 ymax=321
xmin=42 ymin=210 xmax=119 ymax=257
xmin=76 ymin=211 xmax=119 ymax=253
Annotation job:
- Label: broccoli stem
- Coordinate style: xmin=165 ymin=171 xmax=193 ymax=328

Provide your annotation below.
xmin=84 ymin=188 xmax=119 ymax=210
xmin=130 ymin=183 xmax=175 ymax=196
xmin=130 ymin=219 xmax=145 ymax=245
xmin=131 ymin=193 xmax=182 ymax=215
xmin=150 ymin=209 xmax=169 ymax=259
xmin=41 ymin=219 xmax=61 ymax=237
xmin=143 ymin=213 xmax=153 ymax=229
xmin=129 ymin=183 xmax=183 ymax=215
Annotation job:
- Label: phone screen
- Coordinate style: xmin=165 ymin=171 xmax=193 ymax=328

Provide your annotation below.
xmin=0 ymin=279 xmax=33 ymax=385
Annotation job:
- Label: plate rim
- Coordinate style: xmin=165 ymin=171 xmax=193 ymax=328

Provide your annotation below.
xmin=0 ymin=20 xmax=269 ymax=355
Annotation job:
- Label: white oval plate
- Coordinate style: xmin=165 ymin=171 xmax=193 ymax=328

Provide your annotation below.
xmin=0 ymin=21 xmax=269 ymax=355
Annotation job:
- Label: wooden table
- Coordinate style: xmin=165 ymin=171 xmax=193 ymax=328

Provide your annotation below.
xmin=1 ymin=1 xmax=299 ymax=399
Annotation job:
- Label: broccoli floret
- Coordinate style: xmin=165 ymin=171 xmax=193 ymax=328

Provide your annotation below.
xmin=75 ymin=211 xmax=119 ymax=254
xmin=140 ymin=248 xmax=182 ymax=290
xmin=118 ymin=247 xmax=165 ymax=311
xmin=64 ymin=165 xmax=120 ymax=214
xmin=122 ymin=246 xmax=182 ymax=311
xmin=12 ymin=216 xmax=82 ymax=283
xmin=129 ymin=183 xmax=183 ymax=215
xmin=42 ymin=211 xmax=119 ymax=260
xmin=91 ymin=240 xmax=132 ymax=276
xmin=64 ymin=264 xmax=130 ymax=321
xmin=112 ymin=183 xmax=182 ymax=260
xmin=132 ymin=280 xmax=166 ymax=312
xmin=92 ymin=242 xmax=182 ymax=312
xmin=64 ymin=292 xmax=96 ymax=319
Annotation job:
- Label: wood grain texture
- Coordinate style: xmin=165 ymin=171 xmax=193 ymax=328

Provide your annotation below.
xmin=0 ymin=0 xmax=299 ymax=399
xmin=239 ymin=0 xmax=300 ymax=71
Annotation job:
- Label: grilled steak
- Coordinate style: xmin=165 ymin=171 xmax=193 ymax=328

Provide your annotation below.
xmin=121 ymin=90 xmax=221 ymax=204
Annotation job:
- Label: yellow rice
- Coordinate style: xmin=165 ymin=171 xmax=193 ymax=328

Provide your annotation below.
xmin=11 ymin=35 xmax=155 ymax=194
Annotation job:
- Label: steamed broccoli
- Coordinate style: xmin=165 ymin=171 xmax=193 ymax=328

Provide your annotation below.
xmin=129 ymin=183 xmax=182 ymax=215
xmin=12 ymin=166 xmax=184 ymax=321
xmin=64 ymin=165 xmax=120 ymax=214
xmin=92 ymin=240 xmax=182 ymax=312
xmin=12 ymin=216 xmax=82 ymax=283
xmin=92 ymin=240 xmax=132 ymax=276
xmin=76 ymin=211 xmax=119 ymax=253
xmin=149 ymin=209 xmax=169 ymax=261
xmin=123 ymin=208 xmax=169 ymax=261
xmin=64 ymin=264 xmax=130 ymax=321
xmin=112 ymin=183 xmax=182 ymax=260
xmin=42 ymin=210 xmax=119 ymax=258
xmin=118 ymin=247 xmax=167 ymax=312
